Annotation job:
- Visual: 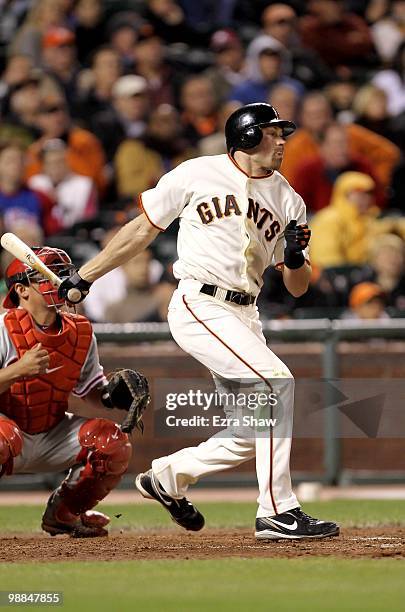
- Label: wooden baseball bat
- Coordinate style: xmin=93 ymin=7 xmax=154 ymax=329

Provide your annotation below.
xmin=0 ymin=232 xmax=81 ymax=303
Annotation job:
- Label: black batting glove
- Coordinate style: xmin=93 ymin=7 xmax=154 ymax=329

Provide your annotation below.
xmin=284 ymin=220 xmax=311 ymax=269
xmin=58 ymin=271 xmax=92 ymax=304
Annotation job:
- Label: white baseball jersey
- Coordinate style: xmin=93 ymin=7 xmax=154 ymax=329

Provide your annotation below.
xmin=0 ymin=312 xmax=106 ymax=397
xmin=141 ymin=154 xmax=309 ymax=296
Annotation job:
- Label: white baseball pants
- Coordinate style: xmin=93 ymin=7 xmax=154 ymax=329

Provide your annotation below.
xmin=152 ymin=279 xmax=299 ymax=517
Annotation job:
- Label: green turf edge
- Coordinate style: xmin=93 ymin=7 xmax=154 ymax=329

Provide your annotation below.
xmin=1 ymin=499 xmax=405 ymax=533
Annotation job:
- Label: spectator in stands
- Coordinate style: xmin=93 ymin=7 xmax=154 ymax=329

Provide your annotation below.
xmin=145 ymin=104 xmax=195 ymax=167
xmin=371 ymin=0 xmax=405 ymax=63
xmin=90 ymin=75 xmax=149 ymax=161
xmin=259 ymin=2 xmax=332 ymax=89
xmin=1 ymin=73 xmax=43 ymax=143
xmin=372 ymin=41 xmax=405 ymax=117
xmin=141 ymin=262 xmax=178 ymax=322
xmin=230 ymin=37 xmax=304 ymax=105
xmin=299 ymin=0 xmax=375 ymax=70
xmin=104 ymin=249 xmax=167 ymax=323
xmin=180 ymin=76 xmax=218 ymax=146
xmin=343 ymin=282 xmax=389 ymax=320
xmin=143 ymin=0 xmax=199 ymax=46
xmin=41 ymin=27 xmax=79 ymax=106
xmin=84 ymin=234 xmax=164 ymax=322
xmin=282 ymin=92 xmax=400 ymax=192
xmin=25 ymin=91 xmax=107 ymax=194
xmin=133 ymin=25 xmax=176 ymax=108
xmin=353 ymin=84 xmax=405 ymax=150
xmin=107 ymin=15 xmax=139 ymax=71
xmin=309 ymin=171 xmax=384 ymax=268
xmin=352 ymin=233 xmax=405 ymax=312
xmin=204 ymin=29 xmax=246 ymax=105
xmin=268 ymin=83 xmax=300 ymax=123
xmin=353 ymin=85 xmax=388 ymax=134
xmin=292 ymin=123 xmax=382 ymax=213
xmin=0 ymin=143 xmax=59 ymax=236
xmin=72 ymin=0 xmax=107 ymax=65
xmin=82 ymin=224 xmax=128 ymax=322
xmin=115 ymin=104 xmax=195 ymax=198
xmin=74 ymin=46 xmax=122 ymax=121
xmin=198 ymin=100 xmax=241 ymax=156
xmin=365 ymin=0 xmax=392 ymax=24
xmin=11 ymin=0 xmax=68 ymax=66
xmin=0 ymin=222 xmax=45 ymax=282
xmin=28 ymin=139 xmax=98 ymax=230
xmin=325 ymin=78 xmax=358 ymax=123
xmin=368 ymin=234 xmax=405 ymax=311
xmin=0 ymin=54 xmax=34 ymax=113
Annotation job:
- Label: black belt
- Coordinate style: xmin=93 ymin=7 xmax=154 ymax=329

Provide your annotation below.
xmin=200 ymin=284 xmax=256 ymax=306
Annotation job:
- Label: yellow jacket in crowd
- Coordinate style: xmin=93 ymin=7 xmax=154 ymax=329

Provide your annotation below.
xmin=309 ymin=172 xmax=405 ymax=268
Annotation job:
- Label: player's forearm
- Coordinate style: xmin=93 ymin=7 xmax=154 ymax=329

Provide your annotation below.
xmin=0 ymin=362 xmax=24 ymax=394
xmin=79 ymin=214 xmax=160 ymax=282
xmin=282 ymin=262 xmax=311 ymax=298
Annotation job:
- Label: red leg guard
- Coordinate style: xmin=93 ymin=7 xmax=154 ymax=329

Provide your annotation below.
xmin=59 ymin=418 xmax=132 ymax=515
xmin=0 ymin=417 xmax=23 ymax=477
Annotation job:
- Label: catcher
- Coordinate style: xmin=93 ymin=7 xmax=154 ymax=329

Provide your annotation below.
xmin=0 ymin=246 xmax=149 ymax=537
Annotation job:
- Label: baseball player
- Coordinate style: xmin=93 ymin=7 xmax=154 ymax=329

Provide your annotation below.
xmin=60 ymin=103 xmax=339 ymax=540
xmin=0 ymin=246 xmax=148 ymax=538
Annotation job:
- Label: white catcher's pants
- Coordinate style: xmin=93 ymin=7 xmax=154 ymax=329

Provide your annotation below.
xmin=152 ymin=279 xmax=299 ymax=517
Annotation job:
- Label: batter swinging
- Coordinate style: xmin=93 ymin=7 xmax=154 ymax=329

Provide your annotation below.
xmin=60 ymin=103 xmax=339 ymax=540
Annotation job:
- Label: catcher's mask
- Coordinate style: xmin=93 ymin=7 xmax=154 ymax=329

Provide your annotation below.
xmin=3 ymin=246 xmax=75 ymax=309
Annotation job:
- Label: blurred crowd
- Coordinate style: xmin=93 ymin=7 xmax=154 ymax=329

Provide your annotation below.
xmin=0 ymin=0 xmax=404 ymax=322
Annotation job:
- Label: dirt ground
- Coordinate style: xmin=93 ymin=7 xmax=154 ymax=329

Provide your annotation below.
xmin=1 ymin=527 xmax=404 ymax=562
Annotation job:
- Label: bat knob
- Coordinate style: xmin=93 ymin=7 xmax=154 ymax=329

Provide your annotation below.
xmin=58 ymin=272 xmax=92 ymax=303
xmin=67 ymin=287 xmax=84 ymax=303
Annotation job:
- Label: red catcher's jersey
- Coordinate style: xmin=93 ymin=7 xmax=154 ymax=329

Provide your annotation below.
xmin=0 ymin=310 xmax=92 ymax=434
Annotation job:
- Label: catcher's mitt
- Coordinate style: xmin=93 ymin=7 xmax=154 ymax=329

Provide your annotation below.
xmin=104 ymin=369 xmax=150 ymax=434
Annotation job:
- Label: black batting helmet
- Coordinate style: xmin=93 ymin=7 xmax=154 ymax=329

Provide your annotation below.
xmin=225 ymin=103 xmax=296 ymax=153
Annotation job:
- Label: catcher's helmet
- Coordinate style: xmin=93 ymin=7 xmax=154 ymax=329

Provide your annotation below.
xmin=225 ymin=103 xmax=296 ymax=153
xmin=3 ymin=246 xmax=75 ymax=309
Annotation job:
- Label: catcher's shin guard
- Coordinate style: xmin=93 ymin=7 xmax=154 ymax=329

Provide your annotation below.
xmin=0 ymin=417 xmax=23 ymax=477
xmin=58 ymin=418 xmax=132 ymax=514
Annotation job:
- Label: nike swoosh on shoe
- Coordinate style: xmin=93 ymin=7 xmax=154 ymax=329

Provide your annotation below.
xmin=270 ymin=519 xmax=298 ymax=531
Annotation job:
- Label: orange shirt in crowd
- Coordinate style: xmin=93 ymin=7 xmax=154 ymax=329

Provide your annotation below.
xmin=25 ymin=128 xmax=108 ymax=195
xmin=281 ymin=124 xmax=400 ymax=191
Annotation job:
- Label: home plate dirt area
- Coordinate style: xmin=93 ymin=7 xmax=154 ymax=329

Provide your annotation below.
xmin=1 ymin=527 xmax=404 ymax=562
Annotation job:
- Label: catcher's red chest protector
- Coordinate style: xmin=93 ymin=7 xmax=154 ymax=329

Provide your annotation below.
xmin=1 ymin=310 xmax=93 ymax=434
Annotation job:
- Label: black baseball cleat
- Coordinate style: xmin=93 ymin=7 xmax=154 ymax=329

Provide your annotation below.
xmin=255 ymin=507 xmax=339 ymax=540
xmin=41 ymin=490 xmax=109 ymax=538
xmin=135 ymin=470 xmax=205 ymax=532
